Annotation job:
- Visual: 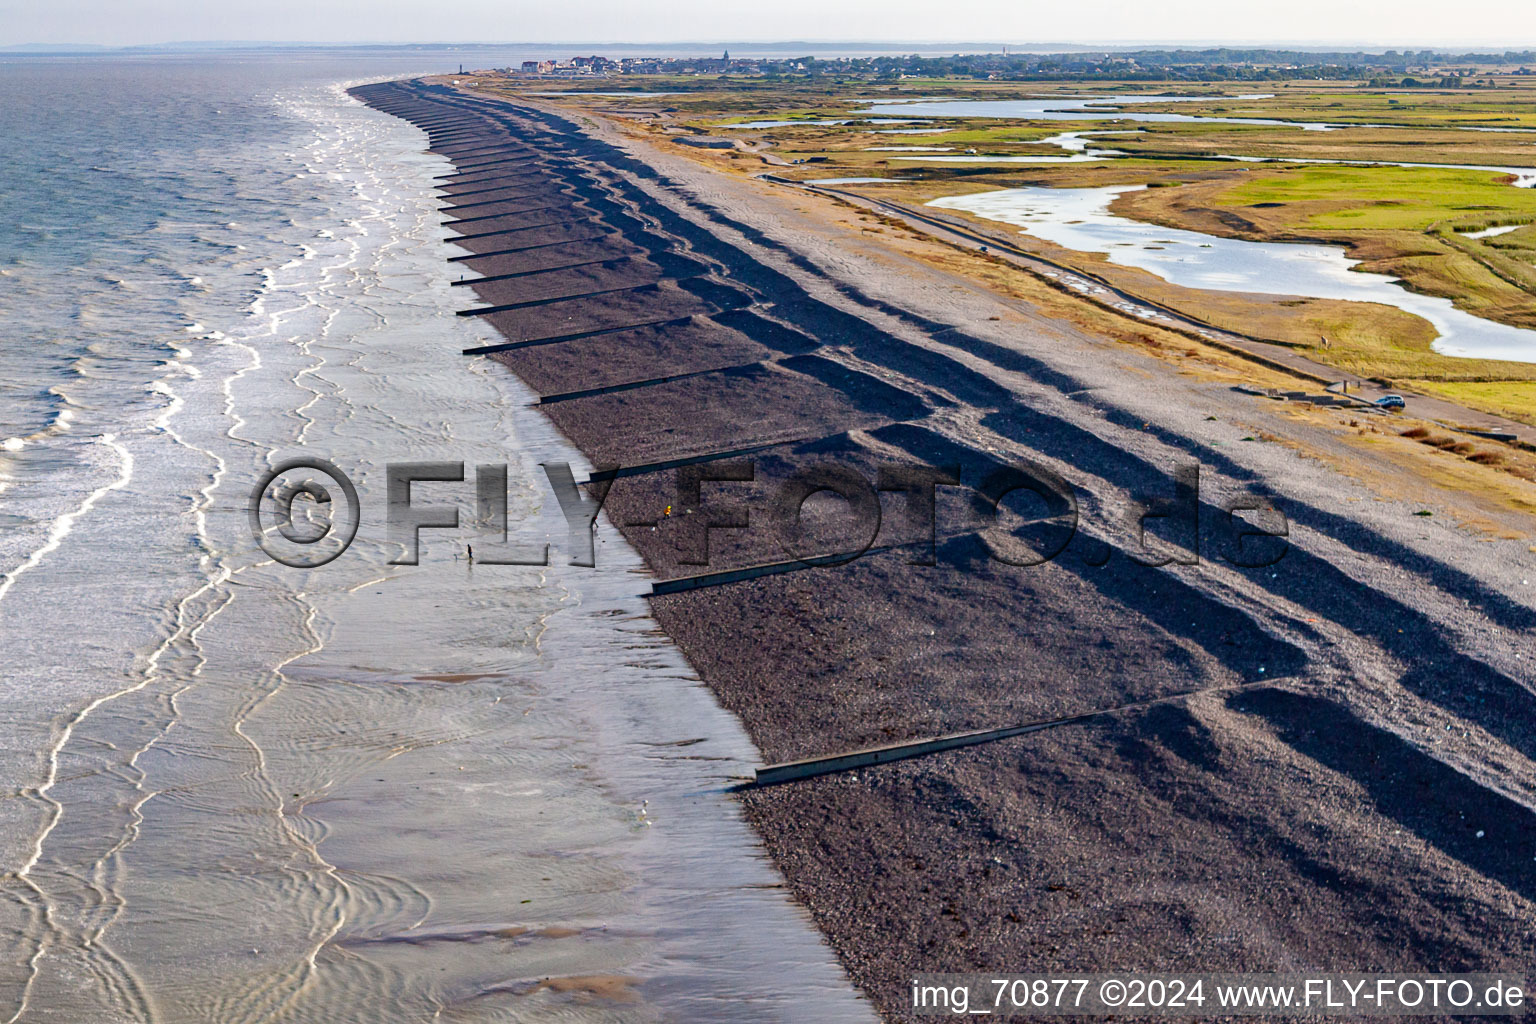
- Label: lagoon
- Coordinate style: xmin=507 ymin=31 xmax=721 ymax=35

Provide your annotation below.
xmin=930 ymin=185 xmax=1536 ymax=363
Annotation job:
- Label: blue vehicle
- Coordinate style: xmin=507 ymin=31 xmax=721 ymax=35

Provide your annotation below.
xmin=1374 ymin=394 xmax=1406 ymax=409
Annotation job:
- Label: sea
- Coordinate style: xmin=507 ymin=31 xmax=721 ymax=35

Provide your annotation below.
xmin=0 ymin=49 xmax=870 ymax=1023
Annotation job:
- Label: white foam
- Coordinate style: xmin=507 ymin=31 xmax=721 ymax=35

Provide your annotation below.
xmin=0 ymin=433 xmax=133 ymax=605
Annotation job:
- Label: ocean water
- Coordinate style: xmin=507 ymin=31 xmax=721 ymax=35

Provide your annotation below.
xmin=0 ymin=53 xmax=867 ymax=1022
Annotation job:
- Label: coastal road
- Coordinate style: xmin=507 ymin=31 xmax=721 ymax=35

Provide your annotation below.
xmin=355 ymin=79 xmax=1536 ymax=1022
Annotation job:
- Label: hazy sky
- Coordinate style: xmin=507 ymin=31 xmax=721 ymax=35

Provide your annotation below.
xmin=3 ymin=0 xmax=1534 ymax=48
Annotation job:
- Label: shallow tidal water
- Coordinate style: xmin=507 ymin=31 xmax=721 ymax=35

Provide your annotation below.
xmin=930 ymin=184 xmax=1536 ymax=363
xmin=0 ymin=54 xmax=867 ymax=1023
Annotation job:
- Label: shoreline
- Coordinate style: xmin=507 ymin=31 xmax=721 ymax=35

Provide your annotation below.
xmin=353 ymin=78 xmax=1536 ymax=1020
xmin=0 ymin=66 xmax=873 ymax=1021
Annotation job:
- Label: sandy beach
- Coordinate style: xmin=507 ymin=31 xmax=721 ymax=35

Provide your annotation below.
xmin=353 ymin=78 xmax=1536 ymax=1020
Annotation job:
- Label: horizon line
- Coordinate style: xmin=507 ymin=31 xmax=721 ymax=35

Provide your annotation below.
xmin=8 ymin=39 xmax=1536 ymax=53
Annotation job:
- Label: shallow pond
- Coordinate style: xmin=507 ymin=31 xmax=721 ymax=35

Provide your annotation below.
xmin=892 ymin=152 xmax=1117 ymax=164
xmin=1463 ymin=224 xmax=1525 ymax=239
xmin=723 ymin=117 xmax=929 ymax=128
xmin=862 ymin=94 xmax=1335 ymax=129
xmin=861 ymin=94 xmax=1536 ymax=139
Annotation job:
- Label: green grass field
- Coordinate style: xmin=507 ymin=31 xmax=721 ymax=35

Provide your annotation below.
xmin=1220 ymin=166 xmax=1536 ymax=231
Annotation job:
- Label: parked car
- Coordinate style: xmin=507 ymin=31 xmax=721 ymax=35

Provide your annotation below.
xmin=1374 ymin=394 xmax=1406 ymax=409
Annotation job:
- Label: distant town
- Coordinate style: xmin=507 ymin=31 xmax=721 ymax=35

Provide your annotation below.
xmin=499 ymin=48 xmax=1536 ymax=83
